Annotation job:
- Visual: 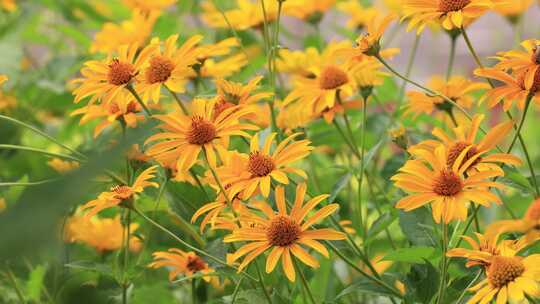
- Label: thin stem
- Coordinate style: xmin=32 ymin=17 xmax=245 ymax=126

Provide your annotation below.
xmin=192 ymin=278 xmax=198 ymax=304
xmin=122 ymin=209 xmax=131 ymax=304
xmin=254 ymin=260 xmax=273 ymax=304
xmin=332 ymin=120 xmax=362 ymax=159
xmin=4 ymin=265 xmax=26 ymax=304
xmin=292 ymin=257 xmax=317 ymax=304
xmin=356 ymin=98 xmax=368 ymax=234
xmin=455 ymin=270 xmax=482 ymax=304
xmin=231 ymin=277 xmax=244 ymax=304
xmin=460 ymin=27 xmax=494 ymax=87
xmin=446 ymin=35 xmax=457 ymax=81
xmin=126 ymin=84 xmax=152 ymax=117
xmin=436 ymin=222 xmax=448 ymax=304
xmin=211 ymin=0 xmax=249 ymax=60
xmin=0 ymin=114 xmax=87 ymax=159
xmin=365 ymin=172 xmax=397 ymax=250
xmin=0 ymin=144 xmax=83 ymax=162
xmin=165 ymin=85 xmax=189 ymax=115
xmin=0 ymin=179 xmax=57 ymax=187
xmin=397 ymin=34 xmax=421 ymax=102
xmin=202 ymin=148 xmax=233 ymax=206
xmin=325 ymin=241 xmax=402 ymax=299
xmin=132 ymin=207 xmax=258 ymax=282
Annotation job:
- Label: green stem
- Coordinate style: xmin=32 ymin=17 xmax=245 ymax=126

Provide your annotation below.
xmin=455 ymin=270 xmax=482 ymax=304
xmin=365 ymin=172 xmax=397 ymax=250
xmin=356 ymin=97 xmax=368 ymax=234
xmin=0 ymin=179 xmax=57 ymax=187
xmin=397 ymin=34 xmax=420 ymax=102
xmin=122 ymin=209 xmax=131 ymax=304
xmin=0 ymin=114 xmax=87 ymax=159
xmin=292 ymin=257 xmax=317 ymax=304
xmin=436 ymin=222 xmax=448 ymax=304
xmin=446 ymin=35 xmax=457 ymax=81
xmin=192 ymin=278 xmax=198 ymax=304
xmin=202 ymin=147 xmax=233 ymax=206
xmin=254 ymin=260 xmax=273 ymax=304
xmin=126 ymin=84 xmax=152 ymax=117
xmin=165 ymin=85 xmax=189 ymax=115
xmin=460 ymin=27 xmax=494 ymax=87
xmin=132 ymin=207 xmax=258 ymax=281
xmin=0 ymin=144 xmax=82 ymax=162
xmin=332 ymin=120 xmax=362 ymax=160
xmin=211 ymin=0 xmax=249 ymax=60
xmin=231 ymin=277 xmax=244 ymax=304
xmin=4 ymin=265 xmax=26 ymax=304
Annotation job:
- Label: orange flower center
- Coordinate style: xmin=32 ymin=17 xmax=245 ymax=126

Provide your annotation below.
xmin=146 ymin=56 xmax=175 ymax=84
xmin=111 ymin=185 xmax=133 ymax=200
xmin=187 ymin=116 xmax=217 ymax=145
xmin=248 ymin=151 xmax=275 ymax=177
xmin=108 ymin=101 xmax=139 ymax=114
xmin=447 ymin=142 xmax=480 ymax=169
xmin=433 ymin=170 xmax=463 ymax=196
xmin=108 ymin=59 xmax=136 ymax=86
xmin=266 ymin=215 xmax=301 ymax=247
xmin=526 ymin=199 xmax=540 ymax=221
xmin=488 ymin=256 xmax=525 ymax=288
xmin=438 ymin=0 xmax=471 ymax=12
xmin=319 ymin=65 xmax=349 ymax=90
xmin=186 ymin=255 xmax=206 ymax=272
xmin=532 ymin=67 xmax=540 ymax=93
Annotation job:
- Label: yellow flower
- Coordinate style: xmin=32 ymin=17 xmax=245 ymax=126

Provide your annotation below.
xmin=201 ymin=0 xmax=279 ymax=30
xmin=0 ymin=198 xmax=6 ymax=213
xmin=486 ymin=198 xmax=540 ymax=245
xmin=122 ymin=0 xmax=176 ymax=12
xmin=1 ymin=0 xmax=16 ymax=12
xmin=493 ymin=39 xmax=540 ymax=86
xmin=137 ymin=34 xmax=203 ymax=103
xmin=475 ymin=67 xmax=540 ymax=111
xmin=148 ymin=249 xmax=216 ymax=283
xmin=214 ymin=132 xmax=313 ymax=198
xmin=405 ymin=75 xmax=488 ymax=118
xmin=337 ymin=0 xmax=381 ymax=30
xmin=65 ymin=214 xmax=141 ymax=253
xmin=80 ymin=166 xmax=159 ymax=217
xmin=492 ymin=0 xmax=534 ymax=17
xmin=225 ymin=183 xmax=346 ymax=282
xmin=47 ymin=158 xmax=80 ymax=174
xmin=197 ymin=52 xmax=249 ymax=80
xmin=409 ymin=114 xmax=521 ymax=173
xmin=392 ymin=145 xmax=504 ymax=223
xmin=403 ymin=0 xmax=492 ymax=33
xmin=145 ymin=98 xmax=257 ymax=171
xmin=283 ymin=0 xmax=336 ymax=21
xmin=447 ymin=232 xmax=510 ymax=268
xmin=71 ymin=98 xmax=145 ymax=137
xmin=90 ymin=9 xmax=159 ymax=54
xmin=71 ymin=43 xmax=157 ymax=105
xmin=197 ymin=38 xmax=239 ymax=60
xmin=213 ymin=76 xmax=272 ymax=120
xmin=276 ymin=47 xmax=322 ymax=78
xmin=465 ymin=241 xmax=540 ymax=303
xmin=355 ymin=13 xmax=397 ymax=56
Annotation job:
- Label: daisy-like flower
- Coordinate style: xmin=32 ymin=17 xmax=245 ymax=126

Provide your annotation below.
xmin=392 ymin=145 xmax=504 ymax=223
xmin=276 ymin=47 xmax=322 ymax=79
xmin=337 ymin=0 xmax=381 ymax=31
xmin=224 ymin=184 xmax=346 ymax=282
xmin=201 ymin=0 xmax=278 ymax=30
xmin=355 ymin=13 xmax=397 ymax=56
xmin=71 ymin=43 xmax=157 ymax=105
xmin=80 ymin=166 xmax=159 ymax=218
xmin=145 ymin=98 xmax=257 ymax=172
xmin=402 ymin=0 xmax=492 ymax=33
xmin=474 ymin=67 xmax=540 ymax=110
xmin=122 ymin=0 xmax=177 ymax=12
xmin=465 ymin=241 xmax=540 ymax=304
xmin=90 ymin=9 xmax=159 ymax=54
xmin=215 ymin=132 xmax=313 ymax=198
xmin=447 ymin=232 xmax=507 ymax=268
xmin=213 ymin=76 xmax=272 ymax=119
xmin=493 ymin=39 xmax=540 ymax=85
xmin=137 ymin=34 xmax=203 ymax=103
xmin=65 ymin=213 xmax=141 ymax=253
xmin=47 ymin=158 xmax=80 ymax=174
xmin=148 ymin=249 xmax=216 ymax=283
xmin=71 ymin=98 xmax=144 ymax=137
xmin=486 ymin=198 xmax=540 ymax=245
xmin=283 ymin=0 xmax=336 ymax=22
xmin=197 ymin=52 xmax=249 ymax=80
xmin=409 ymin=114 xmax=521 ymax=173
xmin=492 ymin=0 xmax=534 ymax=18
xmin=405 ymin=75 xmax=489 ymax=119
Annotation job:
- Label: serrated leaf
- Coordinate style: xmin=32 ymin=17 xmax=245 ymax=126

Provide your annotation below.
xmin=383 ymin=247 xmax=435 ymax=264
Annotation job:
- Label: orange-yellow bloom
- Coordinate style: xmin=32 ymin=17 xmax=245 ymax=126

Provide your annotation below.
xmin=148 ymin=249 xmax=215 ymax=283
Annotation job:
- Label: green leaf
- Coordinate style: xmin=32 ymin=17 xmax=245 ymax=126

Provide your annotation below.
xmin=366 ymin=211 xmax=398 ymax=242
xmin=383 ymin=247 xmax=436 ymax=264
xmin=26 ymin=264 xmax=47 ymax=301
xmin=335 ymin=274 xmax=397 ymax=300
xmin=404 ymin=261 xmax=440 ymax=304
xmin=399 ymin=208 xmax=438 ymax=247
xmin=132 ymin=283 xmax=175 ymax=304
xmin=328 ymin=172 xmax=352 ymax=203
